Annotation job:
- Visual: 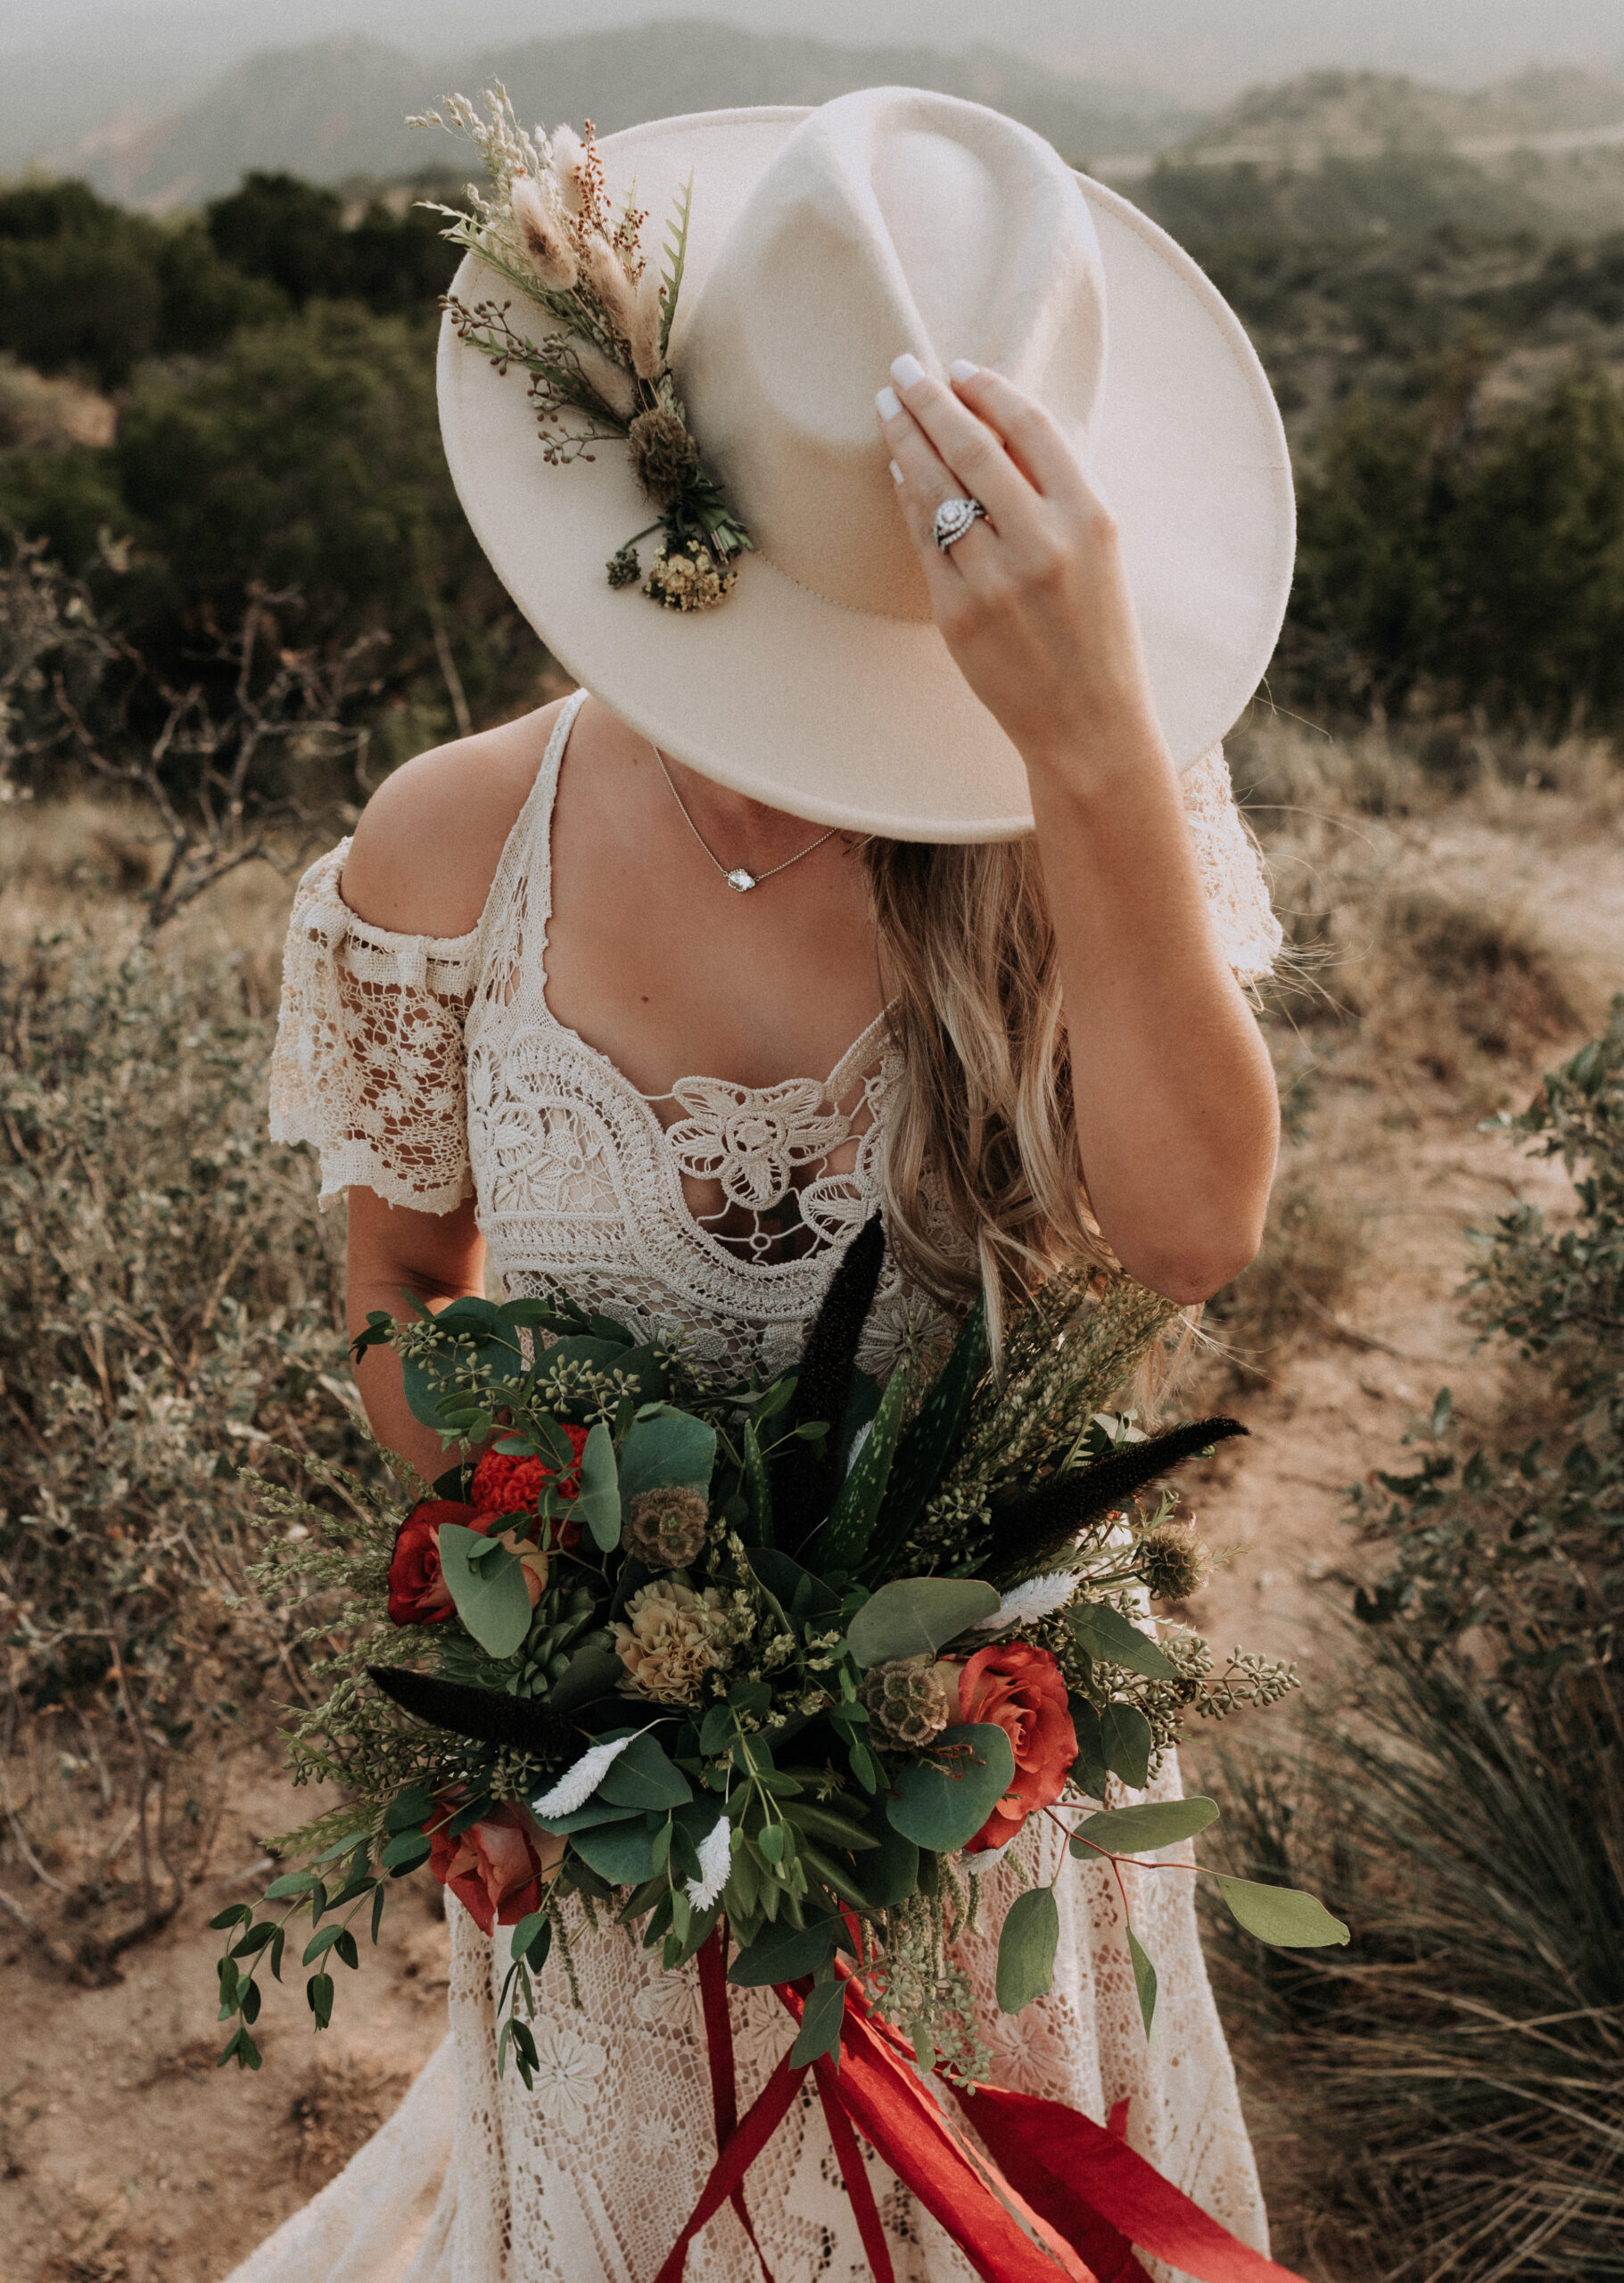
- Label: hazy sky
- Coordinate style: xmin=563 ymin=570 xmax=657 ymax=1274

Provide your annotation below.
xmin=5 ymin=0 xmax=1622 ymax=101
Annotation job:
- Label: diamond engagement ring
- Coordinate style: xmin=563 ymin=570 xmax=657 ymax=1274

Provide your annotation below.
xmin=934 ymin=496 xmax=987 ymax=552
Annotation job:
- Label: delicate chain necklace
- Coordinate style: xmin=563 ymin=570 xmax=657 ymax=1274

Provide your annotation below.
xmin=652 ymin=744 xmax=838 ymax=893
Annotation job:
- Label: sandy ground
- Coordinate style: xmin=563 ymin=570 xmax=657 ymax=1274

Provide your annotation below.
xmin=4 ymin=784 xmax=1620 ymax=2283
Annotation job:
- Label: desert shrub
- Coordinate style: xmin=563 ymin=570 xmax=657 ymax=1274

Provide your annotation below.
xmin=0 ymin=925 xmax=375 ymax=1963
xmin=1205 ymin=1007 xmax=1624 ymax=2279
xmin=1352 ymin=997 xmax=1623 ymax=1672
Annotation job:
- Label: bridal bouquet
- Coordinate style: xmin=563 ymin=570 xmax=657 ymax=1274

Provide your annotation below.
xmin=212 ymin=1224 xmax=1342 ymax=2082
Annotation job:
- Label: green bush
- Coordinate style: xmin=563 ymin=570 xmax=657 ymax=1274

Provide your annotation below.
xmin=0 ymin=178 xmax=283 ymax=388
xmin=1289 ymin=361 xmax=1624 ymax=729
xmin=1352 ymin=995 xmax=1623 ymax=1675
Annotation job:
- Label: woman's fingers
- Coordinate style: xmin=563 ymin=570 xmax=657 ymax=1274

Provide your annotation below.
xmin=942 ymin=363 xmax=1085 ymax=503
xmin=877 ymin=382 xmax=992 ymax=584
xmin=885 ymin=354 xmax=1039 ymax=531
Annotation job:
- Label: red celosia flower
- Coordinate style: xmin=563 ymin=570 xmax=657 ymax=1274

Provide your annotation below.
xmin=470 ymin=1425 xmax=589 ymax=1550
xmin=425 ymin=1798 xmax=546 ymax=1937
xmin=957 ymin=1641 xmax=1077 ymax=1853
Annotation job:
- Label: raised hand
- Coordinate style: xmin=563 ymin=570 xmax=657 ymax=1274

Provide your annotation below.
xmin=877 ymin=354 xmax=1162 ymax=785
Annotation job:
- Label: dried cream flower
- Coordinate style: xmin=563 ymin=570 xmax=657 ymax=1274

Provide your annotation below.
xmin=531 ymin=1733 xmax=638 ymax=1817
xmin=581 ymin=233 xmax=637 ymax=338
xmin=643 ymin=540 xmax=738 ymax=612
xmin=612 ymin=1577 xmax=731 ymax=1702
xmin=685 ymin=1815 xmax=733 ymax=1912
xmin=509 ymin=173 xmax=578 ymax=293
xmin=629 ymin=265 xmax=664 ymax=381
xmin=550 ymin=122 xmax=588 ymax=216
xmin=972 ymin=1572 xmax=1079 ymax=1632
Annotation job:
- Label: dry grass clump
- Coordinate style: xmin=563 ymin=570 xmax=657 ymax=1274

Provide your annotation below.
xmin=0 ymin=910 xmax=373 ymax=1974
xmin=1351 ymin=887 xmax=1578 ymax=1082
xmin=1206 ymin=1657 xmax=1624 ymax=2283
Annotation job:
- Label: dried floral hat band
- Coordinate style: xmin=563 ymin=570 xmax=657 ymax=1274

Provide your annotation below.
xmin=416 ymin=94 xmax=752 ymax=611
xmin=425 ymin=87 xmax=1296 ymax=840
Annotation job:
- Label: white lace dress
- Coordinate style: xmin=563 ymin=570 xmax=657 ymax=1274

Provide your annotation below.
xmin=238 ymin=691 xmax=1282 ymax=2283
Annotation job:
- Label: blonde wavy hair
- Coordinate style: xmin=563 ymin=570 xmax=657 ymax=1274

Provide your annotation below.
xmin=864 ymin=834 xmax=1124 ymax=1357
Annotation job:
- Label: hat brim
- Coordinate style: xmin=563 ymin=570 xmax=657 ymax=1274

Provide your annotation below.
xmin=437 ymin=104 xmax=1294 ymax=842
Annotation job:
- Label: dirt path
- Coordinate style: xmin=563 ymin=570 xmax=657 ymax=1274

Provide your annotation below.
xmin=0 ymin=1766 xmax=451 ymax=2283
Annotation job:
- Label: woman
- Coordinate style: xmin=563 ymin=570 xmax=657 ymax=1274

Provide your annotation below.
xmin=248 ymin=86 xmax=1287 ymax=2283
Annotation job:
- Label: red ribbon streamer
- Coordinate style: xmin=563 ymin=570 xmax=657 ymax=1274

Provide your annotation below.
xmin=656 ymin=1927 xmax=1315 ymax=2283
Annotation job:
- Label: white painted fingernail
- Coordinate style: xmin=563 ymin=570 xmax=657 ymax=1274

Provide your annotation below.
xmin=949 ymin=359 xmax=979 ymax=383
xmin=875 ymin=384 xmax=901 ymax=421
xmin=890 ymin=352 xmax=927 ymax=389
xmin=888 ymin=458 xmax=904 ymax=486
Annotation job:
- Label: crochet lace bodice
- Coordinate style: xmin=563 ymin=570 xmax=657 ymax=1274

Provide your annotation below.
xmin=269 ymin=689 xmax=1280 ymax=1381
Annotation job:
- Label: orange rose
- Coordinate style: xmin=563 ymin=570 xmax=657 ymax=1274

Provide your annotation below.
xmin=956 ymin=1641 xmax=1077 ymax=1853
xmin=425 ymin=1799 xmax=546 ymax=1937
xmin=386 ymin=1500 xmax=483 ymax=1626
xmin=387 ymin=1502 xmax=547 ymax=1628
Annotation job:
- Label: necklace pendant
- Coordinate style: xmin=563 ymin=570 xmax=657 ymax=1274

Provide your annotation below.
xmin=725 ymin=867 xmax=758 ymax=893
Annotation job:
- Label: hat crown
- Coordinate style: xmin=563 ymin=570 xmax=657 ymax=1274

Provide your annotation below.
xmin=676 ymin=87 xmax=1108 ymax=622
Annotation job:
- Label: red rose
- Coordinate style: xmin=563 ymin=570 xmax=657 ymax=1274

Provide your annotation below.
xmin=386 ymin=1500 xmax=488 ymax=1626
xmin=957 ymin=1642 xmax=1078 ymax=1853
xmin=471 ymin=1427 xmax=589 ymax=1550
xmin=425 ymin=1799 xmax=546 ymax=1937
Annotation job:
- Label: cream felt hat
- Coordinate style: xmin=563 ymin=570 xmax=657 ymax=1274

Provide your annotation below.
xmin=437 ymin=86 xmax=1294 ymax=842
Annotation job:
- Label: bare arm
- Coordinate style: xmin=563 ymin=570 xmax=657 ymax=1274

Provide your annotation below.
xmin=878 ymin=359 xmax=1278 ymax=1302
xmin=347 ymin=1188 xmax=488 ymax=1483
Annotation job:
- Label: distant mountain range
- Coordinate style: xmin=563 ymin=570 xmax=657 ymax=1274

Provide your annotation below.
xmin=24 ymin=21 xmax=1624 ymax=214
xmin=59 ymin=27 xmax=1204 ymax=210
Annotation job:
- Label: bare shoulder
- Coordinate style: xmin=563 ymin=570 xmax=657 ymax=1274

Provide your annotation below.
xmin=341 ymin=698 xmax=572 ymax=937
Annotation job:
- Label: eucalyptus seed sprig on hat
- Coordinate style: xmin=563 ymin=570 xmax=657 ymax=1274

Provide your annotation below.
xmin=410 ymin=84 xmax=754 ymax=610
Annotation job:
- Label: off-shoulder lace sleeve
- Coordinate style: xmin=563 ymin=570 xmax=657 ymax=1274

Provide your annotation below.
xmin=268 ymin=842 xmax=481 ymax=1212
xmin=1180 ymin=745 xmax=1282 ymax=985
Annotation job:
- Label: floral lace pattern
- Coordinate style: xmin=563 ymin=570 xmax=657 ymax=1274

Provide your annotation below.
xmin=270 ymin=694 xmax=1279 ymax=1384
xmin=244 ymin=694 xmax=1282 ymax=2283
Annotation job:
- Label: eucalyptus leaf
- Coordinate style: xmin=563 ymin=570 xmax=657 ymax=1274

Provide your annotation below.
xmin=854 ymin=1819 xmax=919 ymax=1907
xmin=1067 ymin=1696 xmax=1109 ymax=1800
xmin=728 ymin=1913 xmax=841 ymax=1987
xmin=746 ymin=1547 xmax=841 ymax=1626
xmin=886 ymin=1723 xmax=1015 ymax=1853
xmin=846 ymin=1578 xmax=1001 ymax=1668
xmin=995 ymin=1883 xmax=1059 ymax=2013
xmin=791 ymin=1976 xmax=849 ymax=2067
xmin=1217 ymin=1877 xmax=1350 ymax=1949
xmin=570 ymin=1815 xmax=661 ymax=1885
xmin=597 ymin=1732 xmax=693 ymax=1810
xmin=618 ymin=1407 xmax=717 ymax=1504
xmin=1067 ymin=1601 xmax=1175 ymax=1679
xmin=1070 ymin=1797 xmax=1219 ymax=1858
xmin=438 ymin=1523 xmax=533 ymax=1660
xmin=1127 ymin=1926 xmax=1158 ymax=2035
xmin=1101 ymin=1702 xmax=1154 ymax=1790
xmin=545 ymin=1644 xmax=624 ymax=1713
xmin=575 ymin=1420 xmax=622 ymax=1551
